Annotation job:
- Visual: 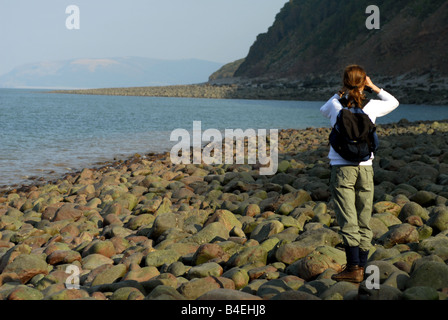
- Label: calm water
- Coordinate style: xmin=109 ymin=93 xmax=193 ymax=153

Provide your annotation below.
xmin=1 ymin=88 xmax=448 ymax=188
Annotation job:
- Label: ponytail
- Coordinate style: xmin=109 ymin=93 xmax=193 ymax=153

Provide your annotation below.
xmin=340 ymin=65 xmax=367 ymax=108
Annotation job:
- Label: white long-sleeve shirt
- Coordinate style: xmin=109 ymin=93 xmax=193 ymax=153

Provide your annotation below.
xmin=320 ymin=89 xmax=399 ymax=166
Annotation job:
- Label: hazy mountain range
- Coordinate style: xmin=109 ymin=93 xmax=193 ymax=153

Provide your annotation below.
xmin=0 ymin=56 xmax=224 ymax=89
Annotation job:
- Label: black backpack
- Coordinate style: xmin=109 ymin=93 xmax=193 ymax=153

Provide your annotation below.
xmin=329 ymin=98 xmax=379 ymax=162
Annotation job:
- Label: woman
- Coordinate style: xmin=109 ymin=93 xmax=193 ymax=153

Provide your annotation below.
xmin=320 ymin=65 xmax=399 ymax=283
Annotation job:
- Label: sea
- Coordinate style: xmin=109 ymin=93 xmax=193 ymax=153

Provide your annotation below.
xmin=2 ymin=88 xmax=448 ymax=188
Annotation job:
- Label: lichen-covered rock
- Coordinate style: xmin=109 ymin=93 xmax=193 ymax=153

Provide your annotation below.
xmin=2 ymin=254 xmax=49 ymax=284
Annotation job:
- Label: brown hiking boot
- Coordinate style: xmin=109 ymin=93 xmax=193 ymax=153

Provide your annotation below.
xmin=331 ymin=265 xmax=364 ymax=283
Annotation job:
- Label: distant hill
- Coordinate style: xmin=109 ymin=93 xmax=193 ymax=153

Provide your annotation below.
xmin=233 ymin=0 xmax=448 ymax=80
xmin=0 ymin=57 xmax=223 ymax=89
xmin=208 ymin=59 xmax=245 ymax=82
xmin=41 ymin=0 xmax=448 ymax=105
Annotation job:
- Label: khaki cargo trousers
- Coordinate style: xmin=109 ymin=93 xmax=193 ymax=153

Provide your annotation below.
xmin=330 ymin=165 xmax=374 ymax=251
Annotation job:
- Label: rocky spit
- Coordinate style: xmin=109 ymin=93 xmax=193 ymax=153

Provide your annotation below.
xmin=1 ymin=119 xmax=448 ymax=301
xmin=52 ymin=73 xmax=448 ymax=106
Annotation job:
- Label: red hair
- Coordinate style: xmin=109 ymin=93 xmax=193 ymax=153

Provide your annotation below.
xmin=341 ymin=65 xmax=367 ymax=108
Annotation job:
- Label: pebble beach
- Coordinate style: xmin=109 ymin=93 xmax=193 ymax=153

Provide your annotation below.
xmin=1 ymin=119 xmax=448 ymax=301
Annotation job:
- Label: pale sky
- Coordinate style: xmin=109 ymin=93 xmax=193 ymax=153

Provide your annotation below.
xmin=0 ymin=0 xmax=288 ymax=76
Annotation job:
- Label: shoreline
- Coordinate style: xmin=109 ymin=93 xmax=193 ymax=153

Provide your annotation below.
xmin=1 ymin=119 xmax=448 ymax=300
xmin=50 ymin=74 xmax=448 ymax=106
xmin=2 ymin=118 xmax=444 ymax=195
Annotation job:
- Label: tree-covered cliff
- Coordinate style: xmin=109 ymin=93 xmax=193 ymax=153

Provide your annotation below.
xmin=233 ymin=0 xmax=448 ymax=79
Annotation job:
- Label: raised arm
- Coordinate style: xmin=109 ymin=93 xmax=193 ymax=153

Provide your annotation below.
xmin=365 ymin=76 xmax=381 ymax=94
xmin=363 ymin=76 xmax=399 ymax=118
